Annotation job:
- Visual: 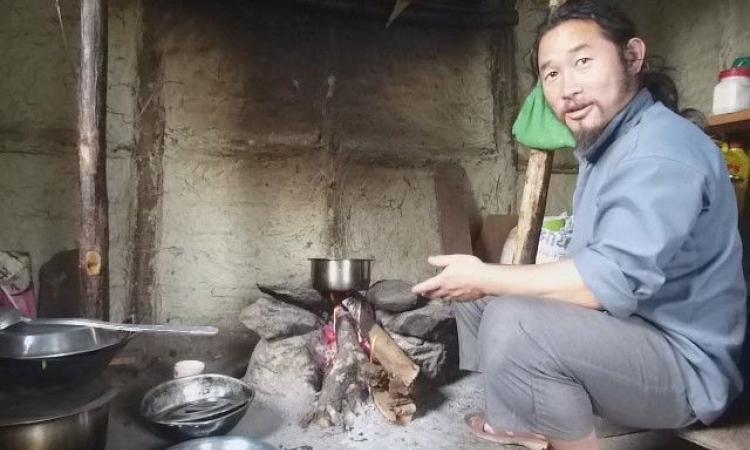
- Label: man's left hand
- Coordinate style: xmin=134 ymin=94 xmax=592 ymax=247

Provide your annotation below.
xmin=412 ymin=254 xmax=489 ymax=302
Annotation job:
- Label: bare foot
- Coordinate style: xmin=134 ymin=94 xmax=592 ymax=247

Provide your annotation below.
xmin=484 ymin=422 xmax=546 ymax=441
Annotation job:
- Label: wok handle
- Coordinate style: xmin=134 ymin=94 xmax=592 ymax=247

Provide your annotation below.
xmin=30 ymin=318 xmax=219 ymax=336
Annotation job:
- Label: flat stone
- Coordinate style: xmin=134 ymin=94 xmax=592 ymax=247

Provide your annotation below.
xmin=243 ymin=332 xmax=320 ymax=399
xmin=366 ymin=279 xmax=419 ymax=312
xmin=257 ymin=284 xmax=328 ymax=318
xmin=376 ymin=300 xmax=454 ymax=340
xmin=239 ymin=296 xmax=322 ymax=340
xmin=390 ymin=333 xmax=451 ymax=383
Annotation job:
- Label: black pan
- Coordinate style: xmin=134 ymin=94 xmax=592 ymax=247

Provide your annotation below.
xmin=0 ymin=322 xmax=134 ymax=390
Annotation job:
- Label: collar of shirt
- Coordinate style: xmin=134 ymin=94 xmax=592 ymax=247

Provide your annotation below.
xmin=575 ymin=88 xmax=655 ymax=163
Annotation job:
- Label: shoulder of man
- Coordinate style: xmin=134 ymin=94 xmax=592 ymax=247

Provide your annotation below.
xmin=627 ymin=102 xmax=722 ymax=176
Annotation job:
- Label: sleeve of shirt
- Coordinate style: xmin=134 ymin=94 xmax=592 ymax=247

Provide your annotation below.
xmin=572 ymin=156 xmax=709 ymax=318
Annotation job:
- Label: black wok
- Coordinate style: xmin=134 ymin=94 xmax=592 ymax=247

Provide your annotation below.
xmin=0 ymin=322 xmax=134 ymax=390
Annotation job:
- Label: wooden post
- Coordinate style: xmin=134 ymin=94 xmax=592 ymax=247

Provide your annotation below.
xmin=78 ymin=0 xmax=109 ymax=319
xmin=513 ymin=149 xmax=554 ymax=265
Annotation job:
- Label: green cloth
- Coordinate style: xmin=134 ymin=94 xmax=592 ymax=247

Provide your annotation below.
xmin=512 ymin=83 xmax=576 ymax=151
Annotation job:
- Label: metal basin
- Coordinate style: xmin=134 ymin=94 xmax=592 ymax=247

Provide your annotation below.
xmin=166 ymin=436 xmax=275 ymax=450
xmin=0 ymin=378 xmax=114 ymax=450
xmin=0 ymin=322 xmax=133 ymax=390
xmin=310 ymin=258 xmax=373 ymax=293
xmin=141 ymin=374 xmax=254 ymax=440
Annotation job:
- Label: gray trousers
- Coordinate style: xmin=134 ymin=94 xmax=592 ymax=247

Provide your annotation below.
xmin=453 ymin=296 xmax=697 ymax=441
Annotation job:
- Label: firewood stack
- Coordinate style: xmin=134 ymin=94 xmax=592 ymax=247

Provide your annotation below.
xmin=240 ymin=280 xmax=458 ymax=429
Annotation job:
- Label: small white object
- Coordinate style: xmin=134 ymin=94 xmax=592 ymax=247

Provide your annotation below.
xmin=713 ymin=68 xmax=750 ymax=115
xmin=173 ymin=360 xmax=205 ymax=378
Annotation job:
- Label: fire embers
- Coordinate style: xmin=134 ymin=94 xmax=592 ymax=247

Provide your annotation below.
xmin=321 ymin=305 xmax=376 ymax=370
xmin=302 ymin=308 xmax=373 ymax=428
xmin=321 ymin=321 xmax=338 ymax=368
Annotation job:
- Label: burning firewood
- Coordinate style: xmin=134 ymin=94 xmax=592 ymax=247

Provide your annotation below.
xmin=342 ymin=294 xmax=420 ymax=425
xmin=243 ymin=280 xmax=451 ymax=430
xmin=373 ymin=389 xmax=417 ymax=425
xmin=302 ymin=308 xmax=370 ymax=429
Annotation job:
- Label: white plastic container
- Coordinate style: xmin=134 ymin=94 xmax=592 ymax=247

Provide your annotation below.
xmin=173 ymin=360 xmax=205 ymax=378
xmin=713 ymin=68 xmax=750 ymax=115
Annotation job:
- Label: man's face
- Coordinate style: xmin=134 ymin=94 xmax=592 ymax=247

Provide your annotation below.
xmin=538 ymin=20 xmax=637 ymax=148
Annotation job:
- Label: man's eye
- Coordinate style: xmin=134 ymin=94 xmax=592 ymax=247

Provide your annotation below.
xmin=576 ymin=57 xmax=592 ymax=67
xmin=544 ymin=71 xmax=559 ymax=81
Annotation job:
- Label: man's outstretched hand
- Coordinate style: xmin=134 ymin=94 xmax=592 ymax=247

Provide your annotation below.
xmin=412 ymin=255 xmax=602 ymax=309
xmin=412 ymin=254 xmax=489 ymax=302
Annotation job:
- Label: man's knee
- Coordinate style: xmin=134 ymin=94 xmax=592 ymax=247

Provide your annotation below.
xmin=477 ymin=297 xmax=566 ymax=373
xmin=450 ymin=298 xmax=474 ymax=318
xmin=481 ymin=296 xmax=548 ymax=336
xmin=452 ymin=297 xmax=493 ymax=330
xmin=477 ymin=298 xmax=541 ymax=370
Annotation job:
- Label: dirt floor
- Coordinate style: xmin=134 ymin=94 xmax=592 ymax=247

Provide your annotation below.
xmin=103 ymin=333 xmax=708 ymax=450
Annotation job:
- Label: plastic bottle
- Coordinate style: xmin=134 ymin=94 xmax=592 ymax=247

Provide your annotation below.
xmin=715 ymin=139 xmax=729 ymax=156
xmin=724 ymin=141 xmax=750 ymax=182
xmin=732 ymin=56 xmax=750 ymax=69
xmin=713 ymin=68 xmax=750 ymax=115
xmin=724 ymin=142 xmax=750 ymax=214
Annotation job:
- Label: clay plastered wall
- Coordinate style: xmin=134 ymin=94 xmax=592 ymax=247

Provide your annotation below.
xmin=146 ymin=2 xmax=517 ymax=327
xmin=636 ymin=0 xmax=750 ymax=113
xmin=0 ymin=0 xmax=138 ymax=321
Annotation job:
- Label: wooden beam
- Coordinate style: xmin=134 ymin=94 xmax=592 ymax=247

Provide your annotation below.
xmin=513 ymin=149 xmax=554 ymax=265
xmin=78 ymin=0 xmax=109 ymax=319
xmin=511 ymin=2 xmax=561 ymax=267
xmin=278 ymin=0 xmax=519 ymax=28
xmin=130 ymin=4 xmax=165 ymax=323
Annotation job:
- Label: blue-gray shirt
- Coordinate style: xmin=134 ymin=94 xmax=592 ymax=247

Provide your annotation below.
xmin=568 ymin=89 xmax=746 ymax=424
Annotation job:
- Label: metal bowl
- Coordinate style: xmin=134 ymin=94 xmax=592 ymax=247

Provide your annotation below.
xmin=310 ymin=258 xmax=373 ymax=293
xmin=166 ymin=436 xmax=275 ymax=450
xmin=0 ymin=322 xmax=133 ymax=390
xmin=141 ymin=374 xmax=254 ymax=440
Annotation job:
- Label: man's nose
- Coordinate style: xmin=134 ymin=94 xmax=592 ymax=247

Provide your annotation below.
xmin=561 ymin=74 xmax=583 ymax=100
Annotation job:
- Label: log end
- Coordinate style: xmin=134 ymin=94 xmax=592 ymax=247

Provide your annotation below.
xmin=84 ymin=250 xmax=102 ymax=276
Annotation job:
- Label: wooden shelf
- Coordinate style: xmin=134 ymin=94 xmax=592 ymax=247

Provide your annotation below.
xmin=707 ymin=110 xmax=750 ymax=227
xmin=707 ymin=109 xmax=750 ymax=141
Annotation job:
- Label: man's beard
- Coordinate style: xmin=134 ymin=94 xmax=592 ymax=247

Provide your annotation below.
xmin=573 ymin=125 xmax=607 ymax=150
xmin=572 ymin=72 xmax=637 ymax=151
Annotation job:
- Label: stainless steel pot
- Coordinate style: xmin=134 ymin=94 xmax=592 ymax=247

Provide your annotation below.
xmin=309 ymin=258 xmax=373 ymax=293
xmin=0 ymin=378 xmax=114 ymax=450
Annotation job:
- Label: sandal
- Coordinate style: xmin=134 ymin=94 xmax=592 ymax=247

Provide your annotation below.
xmin=463 ymin=412 xmax=549 ymax=450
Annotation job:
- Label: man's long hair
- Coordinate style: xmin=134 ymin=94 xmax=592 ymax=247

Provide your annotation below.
xmin=530 ymin=0 xmax=680 ymax=112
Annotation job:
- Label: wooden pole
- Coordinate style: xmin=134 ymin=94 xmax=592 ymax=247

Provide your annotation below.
xmin=509 ymin=0 xmax=564 ymax=265
xmin=78 ymin=0 xmax=109 ymax=319
xmin=513 ymin=149 xmax=554 ymax=265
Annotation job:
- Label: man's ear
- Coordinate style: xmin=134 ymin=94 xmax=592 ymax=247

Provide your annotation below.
xmin=624 ymin=37 xmax=647 ymax=75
